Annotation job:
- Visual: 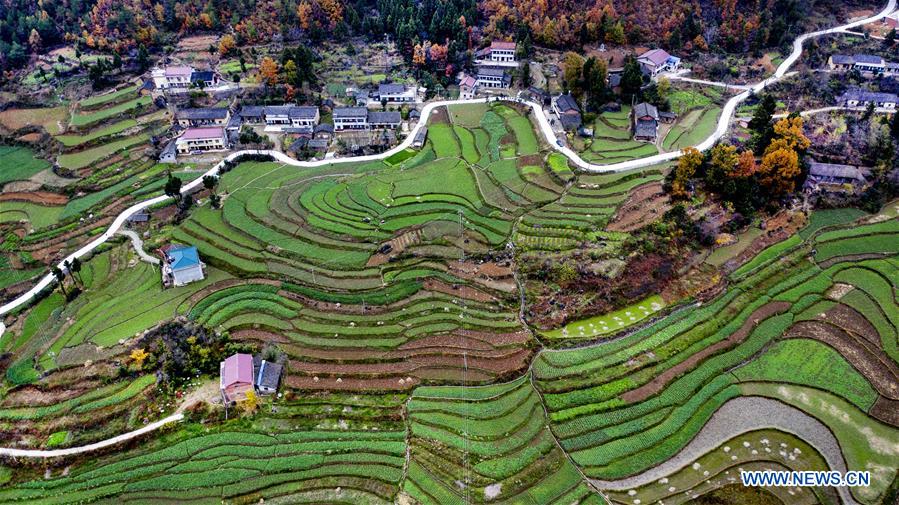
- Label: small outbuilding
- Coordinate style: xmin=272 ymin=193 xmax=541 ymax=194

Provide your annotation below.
xmin=254 ymin=357 xmax=283 ymax=395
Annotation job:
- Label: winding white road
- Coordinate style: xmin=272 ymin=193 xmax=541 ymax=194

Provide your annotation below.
xmin=0 ymin=0 xmax=894 ymax=322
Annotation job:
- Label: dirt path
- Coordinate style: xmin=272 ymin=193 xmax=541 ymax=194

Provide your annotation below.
xmin=117 ymin=229 xmax=160 ymax=265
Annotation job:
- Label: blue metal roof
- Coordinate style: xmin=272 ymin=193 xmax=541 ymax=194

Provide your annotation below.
xmin=168 ymin=246 xmax=200 ymax=270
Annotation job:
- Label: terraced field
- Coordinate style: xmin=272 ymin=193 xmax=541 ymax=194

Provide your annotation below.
xmin=1 ymin=98 xmax=897 ymax=505
xmin=533 ymin=212 xmax=899 ymax=505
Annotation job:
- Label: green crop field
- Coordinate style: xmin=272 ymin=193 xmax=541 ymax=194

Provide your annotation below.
xmin=69 ymin=96 xmax=153 ymax=128
xmin=0 ymin=145 xmax=51 ymax=184
xmin=2 ymin=96 xmax=896 ymax=505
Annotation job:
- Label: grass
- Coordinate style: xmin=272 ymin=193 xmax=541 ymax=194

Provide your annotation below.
xmin=0 ymin=145 xmax=51 ymax=184
xmin=69 ymin=96 xmax=153 ymax=128
xmin=732 ymin=338 xmax=878 ymax=410
xmin=57 ymin=133 xmax=150 ymax=170
xmin=56 ymin=118 xmax=138 ymax=147
xmin=541 ymin=295 xmax=665 ymax=340
xmin=78 ymin=85 xmax=139 ymax=109
xmin=45 ymin=431 xmax=69 ymax=447
xmin=0 ymin=201 xmax=65 ymax=230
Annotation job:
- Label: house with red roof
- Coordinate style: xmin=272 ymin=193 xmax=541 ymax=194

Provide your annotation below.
xmin=220 ymin=353 xmax=255 ymax=404
xmin=175 ymin=127 xmax=228 ymax=155
xmin=459 ymin=75 xmax=478 ymax=99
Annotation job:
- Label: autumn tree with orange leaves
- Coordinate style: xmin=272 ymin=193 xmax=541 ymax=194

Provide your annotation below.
xmin=259 ymin=57 xmax=279 ymax=86
xmin=758 ymin=117 xmax=809 ymax=194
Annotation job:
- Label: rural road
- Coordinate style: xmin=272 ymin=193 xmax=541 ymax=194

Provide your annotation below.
xmin=0 ymin=413 xmax=184 ymax=458
xmin=0 ymin=0 xmax=894 ymax=328
xmin=589 ymin=396 xmax=858 ymax=505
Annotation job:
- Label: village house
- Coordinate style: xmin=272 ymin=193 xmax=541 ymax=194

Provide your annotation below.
xmin=475 ymin=67 xmax=511 ymax=89
xmin=408 ymin=109 xmax=421 ymax=124
xmin=552 ymin=93 xmax=582 ymax=131
xmin=476 ymin=41 xmax=518 ymax=66
xmin=827 ymin=54 xmax=899 ymax=76
xmin=175 ymin=127 xmax=229 ymax=155
xmin=632 ymin=102 xmax=660 ymax=142
xmin=175 ymin=107 xmax=231 ymax=128
xmin=264 ymin=105 xmax=320 ymax=132
xmin=190 ymin=70 xmax=218 ymax=88
xmin=159 ymin=141 xmax=177 ymax=163
xmin=220 ymin=353 xmax=254 ymax=404
xmin=333 ymin=107 xmax=369 ymax=131
xmin=804 ymin=161 xmax=872 ymax=193
xmin=459 ymin=75 xmax=478 ymax=99
xmin=161 ymin=245 xmax=205 ymax=287
xmin=254 ymin=357 xmax=284 ymax=395
xmin=367 ymin=111 xmax=402 ymax=130
xmin=837 ymin=88 xmax=899 ymax=109
xmin=314 ymin=123 xmax=335 ymax=140
xmin=151 ymin=65 xmax=194 ymax=91
xmin=239 ymin=105 xmax=265 ymax=124
xmin=375 ymin=83 xmax=417 ymax=103
xmin=637 ymin=49 xmax=681 ymax=77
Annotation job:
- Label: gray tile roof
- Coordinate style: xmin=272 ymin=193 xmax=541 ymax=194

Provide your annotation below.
xmin=477 ymin=66 xmax=507 ymax=77
xmin=378 ymin=83 xmax=408 ymax=95
xmin=255 ymin=360 xmax=283 ymax=390
xmin=634 ymin=102 xmax=659 ymax=120
xmin=634 ymin=119 xmax=657 ymax=138
xmin=367 ymin=111 xmax=402 ymax=124
xmin=830 ymin=54 xmax=855 ymax=65
xmin=177 ymin=107 xmax=229 ymax=120
xmin=240 ymin=106 xmax=265 ymax=118
xmin=289 ymin=106 xmax=318 ymax=119
xmin=190 ymin=71 xmax=215 ymax=82
xmin=333 ymin=107 xmax=369 ymax=118
xmin=852 ymin=54 xmax=884 ymax=65
xmin=808 ymin=161 xmax=870 ymax=181
xmin=554 ymin=93 xmax=580 ymax=114
xmin=838 ymin=88 xmax=899 ymax=104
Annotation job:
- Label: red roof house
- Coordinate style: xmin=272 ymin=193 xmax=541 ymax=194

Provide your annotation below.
xmin=220 ymin=353 xmax=254 ymax=404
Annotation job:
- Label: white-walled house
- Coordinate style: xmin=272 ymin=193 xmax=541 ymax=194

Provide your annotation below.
xmin=333 ymin=107 xmax=369 ymax=130
xmin=475 ymin=41 xmax=518 ymax=67
xmin=175 ymin=127 xmax=228 ymax=155
xmin=263 ymin=106 xmax=320 ymax=132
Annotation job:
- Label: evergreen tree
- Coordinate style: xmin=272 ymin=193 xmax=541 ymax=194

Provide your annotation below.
xmin=620 ymin=55 xmax=643 ymax=100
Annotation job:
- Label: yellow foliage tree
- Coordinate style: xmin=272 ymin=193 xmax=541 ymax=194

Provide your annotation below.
xmin=130 ymin=348 xmax=149 ymax=370
xmin=242 ymin=390 xmax=259 ymax=413
xmin=671 ymin=147 xmax=702 ymax=199
xmin=709 ymin=143 xmax=739 ymax=176
xmin=770 ymin=116 xmax=810 ymax=152
xmin=412 ymin=43 xmax=426 ymax=67
xmin=759 ymin=147 xmax=800 ymax=193
xmin=735 ymin=150 xmax=757 ymax=177
xmin=297 ymin=2 xmax=313 ymax=30
xmin=259 ymin=57 xmax=279 ymax=86
xmin=218 ymin=34 xmax=236 ymax=57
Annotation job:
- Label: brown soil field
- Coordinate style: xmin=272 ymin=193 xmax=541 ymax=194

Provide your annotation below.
xmin=0 ymin=191 xmax=68 ymax=205
xmin=607 ymin=182 xmax=672 ymax=232
xmin=870 ymin=396 xmax=899 ymax=426
xmin=621 ymin=301 xmax=791 ymax=403
xmin=0 ymin=381 xmax=102 ymax=408
xmin=785 ymin=321 xmax=899 ymax=399
xmin=822 ymin=303 xmax=881 ymax=345
xmin=422 ymin=279 xmax=498 ymax=302
xmin=3 ymin=180 xmax=43 ymax=192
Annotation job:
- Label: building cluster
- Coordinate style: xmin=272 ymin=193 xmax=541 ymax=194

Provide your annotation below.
xmin=219 ymin=353 xmax=284 ymax=404
xmin=462 ymin=41 xmax=519 ymax=95
xmin=837 ymin=87 xmax=898 ymax=109
xmin=827 ymin=54 xmax=899 ymax=77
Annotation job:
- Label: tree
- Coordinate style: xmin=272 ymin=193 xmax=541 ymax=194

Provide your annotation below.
xmin=130 ymin=348 xmax=150 ymax=370
xmin=71 ymin=257 xmax=83 ymax=285
xmin=706 ymin=143 xmax=739 ymax=187
xmin=521 ymin=60 xmax=532 ymax=89
xmin=209 ymin=194 xmax=221 ymax=209
xmin=620 ymin=55 xmax=643 ymax=99
xmin=52 ymin=266 xmax=67 ymax=297
xmin=164 ymin=174 xmax=183 ymax=199
xmin=562 ymin=52 xmax=584 ymax=95
xmin=136 ymin=44 xmax=150 ymax=72
xmin=259 ymin=57 xmax=279 ymax=86
xmin=759 ymin=146 xmax=800 ymax=194
xmin=582 ymin=56 xmax=608 ymax=109
xmin=735 ymin=150 xmax=758 ymax=177
xmin=884 ymin=28 xmax=896 ymax=47
xmin=218 ymin=34 xmax=236 ymax=57
xmin=749 ymin=94 xmax=776 ymax=152
xmin=282 ymin=60 xmax=298 ymax=87
xmin=202 ymin=175 xmax=218 ymax=194
xmin=891 ymin=111 xmax=899 ymax=140
xmin=28 ymin=28 xmax=42 ymax=53
xmin=769 ymin=116 xmax=810 ymax=152
xmin=671 ymin=147 xmax=702 ymax=199
xmin=242 ymin=390 xmax=259 ymax=413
